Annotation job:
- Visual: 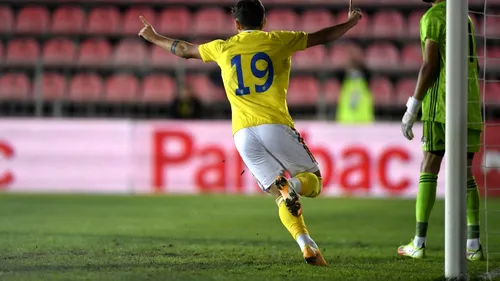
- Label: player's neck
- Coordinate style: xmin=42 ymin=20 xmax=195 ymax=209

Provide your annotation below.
xmin=432 ymin=0 xmax=445 ymax=5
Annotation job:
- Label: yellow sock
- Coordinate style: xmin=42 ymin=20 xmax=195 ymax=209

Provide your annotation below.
xmin=276 ymin=196 xmax=309 ymax=240
xmin=295 ymin=172 xmax=322 ymax=198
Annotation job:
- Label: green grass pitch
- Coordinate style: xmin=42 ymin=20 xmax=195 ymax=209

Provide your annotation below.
xmin=0 ymin=194 xmax=499 ymax=281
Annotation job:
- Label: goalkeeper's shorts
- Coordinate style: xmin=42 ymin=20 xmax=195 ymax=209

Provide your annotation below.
xmin=421 ymin=121 xmax=482 ymax=153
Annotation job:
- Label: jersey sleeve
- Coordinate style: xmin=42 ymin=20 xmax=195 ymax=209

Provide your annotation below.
xmin=273 ymin=31 xmax=308 ymax=54
xmin=420 ymin=13 xmax=445 ymax=44
xmin=198 ymin=39 xmax=225 ymax=63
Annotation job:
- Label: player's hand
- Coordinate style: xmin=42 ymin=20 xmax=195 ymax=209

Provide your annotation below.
xmin=401 ymin=97 xmax=422 ymax=141
xmin=401 ymin=111 xmax=418 ymax=140
xmin=348 ymin=0 xmax=363 ymax=24
xmin=138 ymin=16 xmax=158 ymax=43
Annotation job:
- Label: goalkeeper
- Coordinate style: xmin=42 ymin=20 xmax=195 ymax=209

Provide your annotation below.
xmin=398 ymin=0 xmax=484 ymax=261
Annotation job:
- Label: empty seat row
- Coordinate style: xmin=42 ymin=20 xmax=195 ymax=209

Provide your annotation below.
xmin=2 ymin=72 xmax=499 ymax=106
xmin=3 ymin=37 xmax=500 ymax=70
xmin=1 ymin=6 xmax=499 ymax=37
xmin=5 ymin=0 xmax=500 ymax=4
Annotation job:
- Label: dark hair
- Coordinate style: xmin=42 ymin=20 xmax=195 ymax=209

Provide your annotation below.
xmin=231 ymin=0 xmax=266 ymax=29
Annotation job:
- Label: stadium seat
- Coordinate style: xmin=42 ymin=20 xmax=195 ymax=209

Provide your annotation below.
xmin=266 ymin=9 xmax=298 ymax=31
xmin=0 ymin=72 xmax=30 ymax=100
xmin=369 ymin=76 xmax=393 ymax=105
xmin=77 ymin=39 xmax=112 ymax=66
xmin=477 ymin=47 xmax=500 ymax=70
xmin=150 ymin=45 xmax=182 ymax=68
xmin=15 ymin=6 xmax=49 ymax=34
xmin=51 ymin=6 xmax=85 ymax=34
xmin=287 ymin=76 xmax=320 ymax=106
xmin=407 ymin=10 xmax=426 ymax=38
xmin=322 ymin=79 xmax=340 ymax=104
xmin=0 ymin=42 xmax=3 ymax=63
xmin=337 ymin=10 xmax=369 ymax=37
xmin=87 ymin=7 xmax=121 ymax=34
xmin=5 ymin=38 xmax=40 ymax=65
xmin=395 ymin=78 xmax=417 ymax=105
xmin=365 ymin=43 xmax=399 ymax=70
xmin=299 ymin=10 xmax=334 ymax=33
xmin=157 ymin=8 xmax=190 ymax=36
xmin=482 ymin=14 xmax=500 ymax=37
xmin=123 ymin=7 xmax=156 ymax=35
xmin=68 ymin=73 xmax=103 ymax=101
xmin=372 ymin=10 xmax=405 ymax=38
xmin=113 ymin=39 xmax=147 ymax=67
xmin=141 ymin=74 xmax=176 ymax=103
xmin=401 ymin=44 xmax=423 ymax=70
xmin=105 ymin=73 xmax=139 ymax=102
xmin=38 ymin=72 xmax=67 ymax=100
xmin=43 ymin=38 xmax=76 ymax=66
xmin=186 ymin=74 xmax=221 ymax=102
xmin=292 ymin=45 xmax=327 ymax=69
xmin=329 ymin=42 xmax=364 ymax=69
xmin=193 ymin=8 xmax=230 ymax=35
xmin=485 ymin=82 xmax=500 ymax=105
xmin=0 ymin=6 xmax=14 ymax=33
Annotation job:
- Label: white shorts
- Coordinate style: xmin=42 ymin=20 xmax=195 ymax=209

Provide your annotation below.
xmin=233 ymin=124 xmax=319 ymax=191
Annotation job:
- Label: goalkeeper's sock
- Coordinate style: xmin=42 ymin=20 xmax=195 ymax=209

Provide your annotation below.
xmin=276 ymin=196 xmax=317 ymax=251
xmin=289 ymin=172 xmax=322 ymax=198
xmin=467 ymin=177 xmax=481 ymax=250
xmin=414 ymin=173 xmax=438 ymax=248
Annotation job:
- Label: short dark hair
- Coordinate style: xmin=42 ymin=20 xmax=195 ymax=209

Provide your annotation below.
xmin=231 ymin=0 xmax=266 ymax=29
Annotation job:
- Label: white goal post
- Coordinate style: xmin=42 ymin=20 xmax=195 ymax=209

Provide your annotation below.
xmin=445 ymin=0 xmax=469 ymax=278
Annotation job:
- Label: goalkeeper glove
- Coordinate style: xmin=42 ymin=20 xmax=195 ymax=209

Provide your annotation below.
xmin=401 ymin=97 xmax=422 ymax=140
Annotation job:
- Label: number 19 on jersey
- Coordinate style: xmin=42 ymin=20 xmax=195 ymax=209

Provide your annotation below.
xmin=231 ymin=52 xmax=274 ymax=96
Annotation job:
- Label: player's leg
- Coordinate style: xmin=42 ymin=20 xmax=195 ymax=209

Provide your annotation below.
xmin=398 ymin=121 xmax=444 ymax=259
xmin=233 ymin=126 xmax=325 ymax=266
xmin=466 ymin=130 xmax=484 ymax=261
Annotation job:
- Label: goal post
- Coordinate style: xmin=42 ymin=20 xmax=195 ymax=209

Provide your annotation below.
xmin=445 ymin=0 xmax=469 ymax=278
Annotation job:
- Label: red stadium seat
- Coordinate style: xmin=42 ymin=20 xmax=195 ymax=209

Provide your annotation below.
xmin=38 ymin=72 xmax=67 ymax=100
xmin=484 ymin=82 xmax=500 ymax=105
xmin=401 ymin=44 xmax=423 ymax=70
xmin=407 ymin=10 xmax=425 ymax=38
xmin=395 ymin=79 xmax=417 ymax=105
xmin=69 ymin=73 xmax=103 ymax=101
xmin=266 ymin=9 xmax=298 ymax=31
xmin=105 ymin=74 xmax=139 ymax=102
xmin=193 ymin=8 xmax=230 ymax=35
xmin=369 ymin=76 xmax=394 ymax=105
xmin=150 ymin=45 xmax=182 ymax=68
xmin=77 ymin=39 xmax=112 ymax=66
xmin=365 ymin=43 xmax=399 ymax=70
xmin=300 ymin=10 xmax=335 ymax=34
xmin=43 ymin=38 xmax=76 ymax=66
xmin=6 ymin=38 xmax=40 ymax=65
xmin=141 ymin=74 xmax=176 ymax=103
xmin=322 ymin=79 xmax=340 ymax=103
xmin=51 ymin=6 xmax=85 ymax=34
xmin=0 ymin=73 xmax=30 ymax=100
xmin=186 ymin=74 xmax=223 ymax=102
xmin=113 ymin=39 xmax=147 ymax=67
xmin=477 ymin=46 xmax=500 ymax=70
xmin=337 ymin=10 xmax=369 ymax=37
xmin=372 ymin=10 xmax=405 ymax=38
xmin=329 ymin=42 xmax=363 ymax=69
xmin=0 ymin=41 xmax=3 ymax=63
xmin=0 ymin=6 xmax=14 ymax=33
xmin=123 ymin=7 xmax=156 ymax=35
xmin=87 ymin=7 xmax=121 ymax=35
xmin=288 ymin=76 xmax=320 ymax=106
xmin=292 ymin=45 xmax=327 ymax=69
xmin=15 ymin=6 xmax=49 ymax=34
xmin=482 ymin=14 xmax=500 ymax=38
xmin=157 ymin=8 xmax=190 ymax=36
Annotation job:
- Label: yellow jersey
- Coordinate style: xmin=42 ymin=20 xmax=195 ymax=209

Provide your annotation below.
xmin=198 ymin=30 xmax=308 ymax=135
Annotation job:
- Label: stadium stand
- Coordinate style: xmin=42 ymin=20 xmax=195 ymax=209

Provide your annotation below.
xmin=0 ymin=0 xmax=498 ymax=120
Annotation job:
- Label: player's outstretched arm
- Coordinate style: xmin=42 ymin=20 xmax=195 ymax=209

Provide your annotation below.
xmin=306 ymin=0 xmax=362 ymax=48
xmin=138 ymin=16 xmax=202 ymax=60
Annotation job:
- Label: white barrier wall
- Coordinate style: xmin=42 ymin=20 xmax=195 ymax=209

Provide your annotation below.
xmin=0 ymin=119 xmax=498 ymax=197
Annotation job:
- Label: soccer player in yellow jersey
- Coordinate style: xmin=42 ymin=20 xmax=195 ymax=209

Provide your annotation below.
xmin=139 ymin=0 xmax=362 ymax=266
